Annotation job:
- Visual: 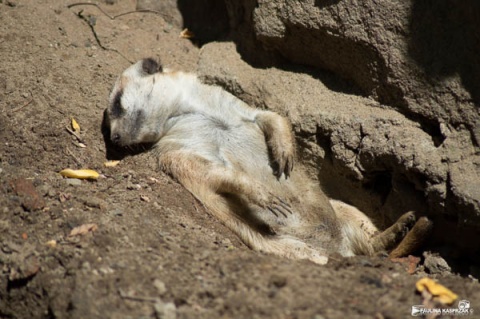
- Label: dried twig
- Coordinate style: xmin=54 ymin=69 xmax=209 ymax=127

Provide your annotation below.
xmin=118 ymin=288 xmax=160 ymax=303
xmin=11 ymin=91 xmax=34 ymax=113
xmin=73 ymin=9 xmax=133 ymax=63
xmin=65 ymin=126 xmax=85 ymax=144
xmin=67 ymin=2 xmax=171 ymax=21
xmin=67 ymin=2 xmax=170 ymax=63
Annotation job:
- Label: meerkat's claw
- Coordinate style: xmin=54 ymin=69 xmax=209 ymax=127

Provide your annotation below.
xmin=274 ymin=204 xmax=291 ymax=218
xmin=268 ymin=206 xmax=287 ymax=218
xmin=284 ymin=157 xmax=294 ymax=179
xmin=274 ymin=196 xmax=293 ymax=214
xmin=260 ymin=194 xmax=292 ymax=218
xmin=274 ymin=153 xmax=294 ymax=179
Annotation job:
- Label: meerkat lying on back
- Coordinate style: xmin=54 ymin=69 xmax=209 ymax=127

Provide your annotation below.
xmin=105 ymin=58 xmax=431 ymax=264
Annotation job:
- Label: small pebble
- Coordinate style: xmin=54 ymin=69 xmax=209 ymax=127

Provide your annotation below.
xmin=65 ymin=178 xmax=82 ymax=186
xmin=153 ymin=279 xmax=167 ymax=295
xmin=154 ymin=301 xmax=176 ymax=319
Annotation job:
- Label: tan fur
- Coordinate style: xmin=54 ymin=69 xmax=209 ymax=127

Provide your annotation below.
xmin=105 ymin=59 xmax=431 ymax=264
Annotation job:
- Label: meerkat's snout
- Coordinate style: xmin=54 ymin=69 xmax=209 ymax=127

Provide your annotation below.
xmin=111 ymin=133 xmax=121 ymax=145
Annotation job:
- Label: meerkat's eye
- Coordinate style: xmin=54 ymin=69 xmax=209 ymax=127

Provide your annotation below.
xmin=110 ymin=89 xmax=125 ymax=118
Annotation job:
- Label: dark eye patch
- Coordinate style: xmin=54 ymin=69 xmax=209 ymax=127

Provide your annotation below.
xmin=134 ymin=109 xmax=146 ymax=131
xmin=110 ymin=89 xmax=125 ymax=118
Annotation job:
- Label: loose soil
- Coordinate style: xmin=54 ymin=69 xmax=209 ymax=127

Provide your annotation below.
xmin=0 ymin=1 xmax=478 ymax=318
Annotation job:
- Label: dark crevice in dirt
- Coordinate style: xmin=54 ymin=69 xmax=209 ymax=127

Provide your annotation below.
xmin=47 ymin=305 xmax=57 ymax=319
xmin=177 ymin=0 xmax=230 ymax=45
xmin=6 ymin=276 xmax=36 ymax=292
xmin=362 ymin=171 xmax=393 ymax=205
xmin=0 ymin=311 xmax=14 ymax=319
xmin=413 ymin=117 xmax=446 ymax=148
xmin=386 ymin=104 xmax=448 ymax=147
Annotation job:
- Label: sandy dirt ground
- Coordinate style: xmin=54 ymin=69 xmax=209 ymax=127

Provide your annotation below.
xmin=0 ymin=1 xmax=478 ymax=318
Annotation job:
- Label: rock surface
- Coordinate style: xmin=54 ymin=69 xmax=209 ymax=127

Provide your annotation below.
xmin=224 ymin=0 xmax=480 ymax=134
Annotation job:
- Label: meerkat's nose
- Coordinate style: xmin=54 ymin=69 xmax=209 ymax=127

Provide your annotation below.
xmin=111 ymin=133 xmax=121 ymax=144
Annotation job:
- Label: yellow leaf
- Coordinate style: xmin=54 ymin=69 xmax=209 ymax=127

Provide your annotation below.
xmin=71 ymin=118 xmax=80 ymax=133
xmin=60 ymin=169 xmax=99 ymax=180
xmin=104 ymin=160 xmax=120 ymax=167
xmin=45 ymin=240 xmax=57 ymax=248
xmin=180 ymin=28 xmax=195 ymax=39
xmin=416 ymin=277 xmax=458 ymax=305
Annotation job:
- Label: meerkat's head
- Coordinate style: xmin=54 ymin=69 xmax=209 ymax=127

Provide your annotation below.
xmin=105 ymin=58 xmax=164 ymax=147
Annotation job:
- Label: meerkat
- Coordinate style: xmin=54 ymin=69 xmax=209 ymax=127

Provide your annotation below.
xmin=104 ymin=58 xmax=432 ymax=264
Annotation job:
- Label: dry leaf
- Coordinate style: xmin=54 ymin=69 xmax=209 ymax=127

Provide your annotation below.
xmin=180 ymin=28 xmax=195 ymax=39
xmin=60 ymin=168 xmax=99 ymax=180
xmin=46 ymin=240 xmax=57 ymax=248
xmin=59 ymin=192 xmax=71 ymax=202
xmin=69 ymin=223 xmax=98 ymax=237
xmin=71 ymin=118 xmax=80 ymax=133
xmin=416 ymin=277 xmax=458 ymax=305
xmin=391 ymin=255 xmax=421 ymax=274
xmin=104 ymin=160 xmax=120 ymax=167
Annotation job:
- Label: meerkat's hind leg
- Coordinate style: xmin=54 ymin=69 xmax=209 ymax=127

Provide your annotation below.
xmin=370 ymin=211 xmax=417 ymax=253
xmin=389 ymin=216 xmax=433 ymax=258
xmin=159 ymin=150 xmax=293 ymax=219
xmin=204 ymin=193 xmax=327 ymax=264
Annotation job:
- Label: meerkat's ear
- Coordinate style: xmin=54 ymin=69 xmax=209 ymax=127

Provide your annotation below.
xmin=141 ymin=58 xmax=163 ymax=75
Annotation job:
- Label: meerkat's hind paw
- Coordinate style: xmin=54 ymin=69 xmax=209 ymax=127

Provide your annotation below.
xmin=267 ymin=201 xmax=292 ymax=218
xmin=246 ymin=183 xmax=293 ymax=217
xmin=274 ymin=196 xmax=294 ymax=214
xmin=267 ymin=195 xmax=294 ymax=218
xmin=389 ymin=216 xmax=433 ymax=258
xmin=371 ymin=211 xmax=418 ymax=253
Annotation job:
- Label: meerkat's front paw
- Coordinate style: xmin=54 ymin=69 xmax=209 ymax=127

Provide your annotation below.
xmin=269 ymin=134 xmax=295 ymax=179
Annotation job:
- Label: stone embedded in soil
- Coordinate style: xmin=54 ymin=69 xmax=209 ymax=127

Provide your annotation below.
xmin=8 ymin=254 xmax=40 ymax=281
xmin=9 ymin=178 xmax=45 ymax=212
xmin=423 ymin=252 xmax=451 ymax=275
xmin=153 ymin=279 xmax=167 ymax=295
xmin=65 ymin=178 xmax=82 ymax=186
xmin=154 ymin=301 xmax=177 ymax=319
